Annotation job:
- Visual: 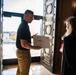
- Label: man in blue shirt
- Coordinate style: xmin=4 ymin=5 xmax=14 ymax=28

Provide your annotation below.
xmin=16 ymin=9 xmax=41 ymax=75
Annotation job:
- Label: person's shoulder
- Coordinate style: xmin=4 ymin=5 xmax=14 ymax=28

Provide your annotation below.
xmin=64 ymin=35 xmax=76 ymax=41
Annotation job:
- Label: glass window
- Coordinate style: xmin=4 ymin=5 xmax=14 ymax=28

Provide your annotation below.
xmin=3 ymin=0 xmax=43 ymax=59
xmin=3 ymin=16 xmax=43 ymax=59
xmin=3 ymin=17 xmax=21 ymax=59
xmin=4 ymin=0 xmax=43 ymax=16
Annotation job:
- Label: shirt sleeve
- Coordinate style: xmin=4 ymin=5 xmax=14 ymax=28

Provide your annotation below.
xmin=18 ymin=25 xmax=29 ymax=40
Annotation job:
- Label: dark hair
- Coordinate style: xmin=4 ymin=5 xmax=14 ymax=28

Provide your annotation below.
xmin=64 ymin=16 xmax=76 ymax=35
xmin=24 ymin=9 xmax=34 ymax=15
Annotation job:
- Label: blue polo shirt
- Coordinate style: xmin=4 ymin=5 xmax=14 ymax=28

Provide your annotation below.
xmin=16 ymin=20 xmax=31 ymax=50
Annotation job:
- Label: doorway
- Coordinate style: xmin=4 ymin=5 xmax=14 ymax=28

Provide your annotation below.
xmin=3 ymin=11 xmax=43 ymax=64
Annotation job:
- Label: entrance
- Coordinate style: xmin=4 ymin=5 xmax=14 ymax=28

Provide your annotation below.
xmin=3 ymin=11 xmax=43 ymax=63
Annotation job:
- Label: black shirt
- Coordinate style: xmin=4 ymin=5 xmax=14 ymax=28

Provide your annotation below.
xmin=61 ymin=35 xmax=76 ymax=75
xmin=16 ymin=20 xmax=31 ymax=50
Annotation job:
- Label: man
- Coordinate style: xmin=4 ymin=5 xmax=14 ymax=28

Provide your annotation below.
xmin=16 ymin=9 xmax=41 ymax=75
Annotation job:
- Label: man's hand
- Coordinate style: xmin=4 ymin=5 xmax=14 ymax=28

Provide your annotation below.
xmin=31 ymin=33 xmax=38 ymax=38
xmin=33 ymin=46 xmax=41 ymax=50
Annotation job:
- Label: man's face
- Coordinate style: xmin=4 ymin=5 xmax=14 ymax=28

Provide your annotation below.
xmin=25 ymin=13 xmax=34 ymax=23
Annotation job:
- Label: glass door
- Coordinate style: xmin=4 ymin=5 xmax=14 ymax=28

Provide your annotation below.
xmin=3 ymin=0 xmax=43 ymax=61
xmin=3 ymin=16 xmax=21 ymax=59
xmin=3 ymin=15 xmax=43 ymax=59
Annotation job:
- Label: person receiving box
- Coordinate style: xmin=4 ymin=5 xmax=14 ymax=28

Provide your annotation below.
xmin=60 ymin=16 xmax=76 ymax=75
xmin=16 ymin=9 xmax=41 ymax=75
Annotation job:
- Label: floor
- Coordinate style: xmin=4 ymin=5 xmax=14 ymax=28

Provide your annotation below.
xmin=2 ymin=62 xmax=59 ymax=75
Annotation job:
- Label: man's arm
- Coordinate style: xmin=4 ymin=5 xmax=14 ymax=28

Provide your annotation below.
xmin=20 ymin=39 xmax=41 ymax=50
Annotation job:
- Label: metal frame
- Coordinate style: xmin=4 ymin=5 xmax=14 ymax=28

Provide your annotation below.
xmin=41 ymin=0 xmax=57 ymax=72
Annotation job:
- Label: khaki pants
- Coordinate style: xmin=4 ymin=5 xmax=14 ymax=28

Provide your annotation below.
xmin=16 ymin=49 xmax=31 ymax=75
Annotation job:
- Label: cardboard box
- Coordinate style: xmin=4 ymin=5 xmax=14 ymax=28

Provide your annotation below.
xmin=33 ymin=35 xmax=50 ymax=48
